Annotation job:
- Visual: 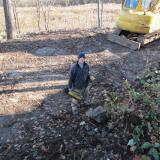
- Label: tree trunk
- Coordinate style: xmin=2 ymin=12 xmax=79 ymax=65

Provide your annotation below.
xmin=97 ymin=0 xmax=101 ymax=28
xmin=122 ymin=0 xmax=125 ymax=8
xmin=100 ymin=0 xmax=103 ymax=27
xmin=3 ymin=0 xmax=13 ymax=39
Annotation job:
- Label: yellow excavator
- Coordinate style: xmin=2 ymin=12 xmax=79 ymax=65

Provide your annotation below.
xmin=107 ymin=0 xmax=160 ymax=50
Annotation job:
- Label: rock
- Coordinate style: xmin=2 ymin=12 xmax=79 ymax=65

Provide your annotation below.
xmin=86 ymin=106 xmax=107 ymax=123
xmin=130 ymin=145 xmax=137 ymax=152
xmin=80 ymin=121 xmax=86 ymax=126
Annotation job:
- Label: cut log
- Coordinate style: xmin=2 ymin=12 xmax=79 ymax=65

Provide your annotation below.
xmin=137 ymin=29 xmax=160 ymax=46
xmin=106 ymin=33 xmax=141 ymax=50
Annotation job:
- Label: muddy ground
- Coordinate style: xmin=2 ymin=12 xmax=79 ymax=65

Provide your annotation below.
xmin=0 ymin=30 xmax=160 ymax=160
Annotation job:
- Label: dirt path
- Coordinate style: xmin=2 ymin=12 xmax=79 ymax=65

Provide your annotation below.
xmin=0 ymin=30 xmax=160 ymax=160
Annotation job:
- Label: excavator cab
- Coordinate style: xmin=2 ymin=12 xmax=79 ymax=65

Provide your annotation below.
xmin=117 ymin=0 xmax=160 ymax=33
xmin=124 ymin=0 xmax=139 ymax=9
xmin=124 ymin=0 xmax=152 ymax=10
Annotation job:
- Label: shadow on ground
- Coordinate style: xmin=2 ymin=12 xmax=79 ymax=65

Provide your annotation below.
xmin=0 ymin=30 xmax=131 ymax=56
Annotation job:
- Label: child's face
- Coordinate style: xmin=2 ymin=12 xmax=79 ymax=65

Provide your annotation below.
xmin=78 ymin=57 xmax=85 ymax=63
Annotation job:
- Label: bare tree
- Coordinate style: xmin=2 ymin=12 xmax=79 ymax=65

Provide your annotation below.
xmin=100 ymin=0 xmax=104 ymax=27
xmin=3 ymin=0 xmax=13 ymax=39
xmin=41 ymin=0 xmax=52 ymax=32
xmin=97 ymin=0 xmax=101 ymax=28
xmin=65 ymin=0 xmax=70 ymax=6
xmin=97 ymin=0 xmax=104 ymax=28
xmin=122 ymin=0 xmax=125 ymax=8
xmin=35 ymin=0 xmax=41 ymax=31
xmin=11 ymin=0 xmax=20 ymax=34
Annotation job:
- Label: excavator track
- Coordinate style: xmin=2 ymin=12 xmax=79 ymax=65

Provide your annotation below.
xmin=107 ymin=29 xmax=160 ymax=50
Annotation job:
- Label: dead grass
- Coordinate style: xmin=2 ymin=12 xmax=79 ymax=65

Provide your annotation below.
xmin=0 ymin=3 xmax=120 ymax=36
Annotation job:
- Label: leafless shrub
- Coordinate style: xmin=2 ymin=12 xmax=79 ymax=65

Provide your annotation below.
xmin=41 ymin=0 xmax=53 ymax=31
xmin=35 ymin=0 xmax=41 ymax=31
xmin=11 ymin=0 xmax=21 ymax=34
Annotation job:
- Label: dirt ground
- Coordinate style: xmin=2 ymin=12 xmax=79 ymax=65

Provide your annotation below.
xmin=0 ymin=30 xmax=160 ymax=160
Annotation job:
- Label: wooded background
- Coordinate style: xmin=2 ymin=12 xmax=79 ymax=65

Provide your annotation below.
xmin=0 ymin=0 xmax=121 ymax=39
xmin=0 ymin=0 xmax=120 ymax=7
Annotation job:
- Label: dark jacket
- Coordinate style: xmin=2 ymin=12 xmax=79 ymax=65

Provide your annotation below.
xmin=68 ymin=62 xmax=90 ymax=90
